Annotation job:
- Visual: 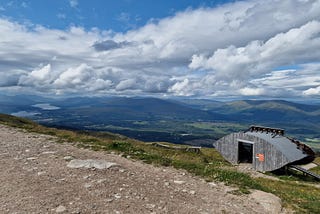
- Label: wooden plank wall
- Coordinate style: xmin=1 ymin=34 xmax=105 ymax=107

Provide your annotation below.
xmin=214 ymin=132 xmax=291 ymax=172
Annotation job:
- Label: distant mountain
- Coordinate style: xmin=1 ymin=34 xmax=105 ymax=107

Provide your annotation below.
xmin=172 ymin=98 xmax=224 ymax=110
xmin=56 ymin=97 xmax=226 ymax=122
xmin=0 ymin=95 xmax=319 ymax=145
xmin=1 ymin=95 xmax=319 ymax=126
xmin=172 ymin=98 xmax=320 ymax=122
xmin=226 ymin=100 xmax=320 ymax=113
xmin=198 ymin=100 xmax=320 ymax=137
xmin=209 ymin=100 xmax=320 ymax=121
xmin=0 ymin=94 xmax=51 ymax=113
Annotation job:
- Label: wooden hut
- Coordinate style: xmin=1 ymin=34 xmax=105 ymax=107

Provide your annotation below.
xmin=214 ymin=125 xmax=315 ymax=172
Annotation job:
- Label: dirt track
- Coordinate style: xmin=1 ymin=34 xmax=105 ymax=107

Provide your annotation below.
xmin=0 ymin=124 xmax=286 ymax=213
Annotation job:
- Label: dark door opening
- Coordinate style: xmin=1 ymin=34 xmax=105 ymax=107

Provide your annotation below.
xmin=238 ymin=141 xmax=253 ymax=163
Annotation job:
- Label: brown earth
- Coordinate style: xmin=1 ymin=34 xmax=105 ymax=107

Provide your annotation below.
xmin=0 ymin=124 xmax=288 ymax=214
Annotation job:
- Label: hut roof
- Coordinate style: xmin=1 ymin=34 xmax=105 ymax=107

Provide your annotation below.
xmin=215 ymin=126 xmax=315 ymax=171
xmin=245 ymin=131 xmax=308 ymax=162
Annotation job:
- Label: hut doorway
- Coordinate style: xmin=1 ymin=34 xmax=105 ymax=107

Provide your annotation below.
xmin=238 ymin=141 xmax=253 ymax=163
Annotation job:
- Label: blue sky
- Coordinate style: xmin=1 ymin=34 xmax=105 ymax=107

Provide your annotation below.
xmin=0 ymin=0 xmax=234 ymax=31
xmin=0 ymin=0 xmax=320 ymax=99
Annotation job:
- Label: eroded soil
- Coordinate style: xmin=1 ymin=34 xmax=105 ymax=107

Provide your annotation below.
xmin=0 ymin=124 xmax=286 ymax=213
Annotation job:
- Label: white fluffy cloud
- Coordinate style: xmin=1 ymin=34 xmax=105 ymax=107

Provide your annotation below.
xmin=188 ymin=20 xmax=320 ymax=97
xmin=54 ymin=64 xmax=92 ymax=87
xmin=69 ymin=0 xmax=78 ymax=8
xmin=0 ymin=0 xmax=320 ymax=99
xmin=18 ymin=64 xmax=53 ymax=87
xmin=239 ymin=87 xmax=265 ymax=96
xmin=30 ymin=64 xmax=51 ymax=80
xmin=303 ymin=86 xmax=320 ymax=95
xmin=169 ymin=79 xmax=191 ymax=96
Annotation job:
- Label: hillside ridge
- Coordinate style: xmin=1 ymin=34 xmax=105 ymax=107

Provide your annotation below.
xmin=1 ymin=114 xmax=320 ymax=213
xmin=0 ymin=123 xmax=285 ymax=213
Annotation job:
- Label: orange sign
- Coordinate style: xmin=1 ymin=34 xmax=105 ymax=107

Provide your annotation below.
xmin=256 ymin=153 xmax=265 ymax=162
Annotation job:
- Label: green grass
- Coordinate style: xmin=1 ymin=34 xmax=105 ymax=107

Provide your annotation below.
xmin=310 ymin=157 xmax=320 ymax=175
xmin=314 ymin=157 xmax=320 ymax=165
xmin=256 ymin=178 xmax=320 ymax=213
xmin=0 ymin=113 xmax=38 ymax=128
xmin=1 ymin=113 xmax=320 ymax=213
xmin=186 ymin=122 xmax=246 ymax=134
xmin=310 ymin=166 xmax=320 ymax=175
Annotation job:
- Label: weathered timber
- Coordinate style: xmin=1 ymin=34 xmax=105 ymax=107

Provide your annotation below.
xmin=214 ymin=126 xmax=315 ymax=172
xmin=290 ymin=165 xmax=320 ymax=180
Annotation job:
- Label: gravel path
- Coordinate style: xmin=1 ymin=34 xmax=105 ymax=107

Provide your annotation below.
xmin=0 ymin=124 xmax=286 ymax=213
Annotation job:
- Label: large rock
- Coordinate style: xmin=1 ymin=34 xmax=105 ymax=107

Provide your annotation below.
xmin=249 ymin=190 xmax=283 ymax=213
xmin=67 ymin=159 xmax=118 ymax=169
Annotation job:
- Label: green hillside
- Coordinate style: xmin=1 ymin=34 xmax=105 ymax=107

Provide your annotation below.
xmin=1 ymin=96 xmax=319 ymax=148
xmin=1 ymin=113 xmax=320 ymax=213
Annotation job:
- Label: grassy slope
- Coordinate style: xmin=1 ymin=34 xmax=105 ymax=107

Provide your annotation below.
xmin=1 ymin=113 xmax=320 ymax=213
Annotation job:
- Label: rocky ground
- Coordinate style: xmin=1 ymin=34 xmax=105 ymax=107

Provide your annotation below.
xmin=0 ymin=124 xmax=287 ymax=213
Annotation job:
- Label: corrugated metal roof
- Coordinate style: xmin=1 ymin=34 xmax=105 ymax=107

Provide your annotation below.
xmin=245 ymin=131 xmax=308 ymax=162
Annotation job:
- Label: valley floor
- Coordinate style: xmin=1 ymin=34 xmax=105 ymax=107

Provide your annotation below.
xmin=0 ymin=124 xmax=287 ymax=213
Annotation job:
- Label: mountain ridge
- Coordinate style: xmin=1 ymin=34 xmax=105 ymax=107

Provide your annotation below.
xmin=0 ymin=95 xmax=319 ymax=146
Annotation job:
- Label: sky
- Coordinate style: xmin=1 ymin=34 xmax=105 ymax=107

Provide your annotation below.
xmin=0 ymin=0 xmax=320 ymax=100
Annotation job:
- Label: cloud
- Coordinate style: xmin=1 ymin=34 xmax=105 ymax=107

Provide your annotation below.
xmin=116 ymin=12 xmax=139 ymax=30
xmin=29 ymin=64 xmax=52 ymax=80
xmin=189 ymin=21 xmax=320 ymax=80
xmin=303 ymin=86 xmax=320 ymax=96
xmin=239 ymin=87 xmax=265 ymax=96
xmin=0 ymin=72 xmax=20 ymax=87
xmin=116 ymin=79 xmax=137 ymax=91
xmin=117 ymin=12 xmax=130 ymax=23
xmin=21 ymin=2 xmax=28 ymax=8
xmin=252 ymin=67 xmax=320 ymax=90
xmin=0 ymin=0 xmax=319 ymax=98
xmin=92 ymin=40 xmax=133 ymax=51
xmin=57 ymin=13 xmax=66 ymax=19
xmin=54 ymin=64 xmax=92 ymax=87
xmin=69 ymin=0 xmax=78 ymax=8
xmin=168 ymin=79 xmax=195 ymax=96
xmin=188 ymin=21 xmax=320 ymax=97
xmin=52 ymin=64 xmax=114 ymax=93
xmin=18 ymin=64 xmax=53 ymax=87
